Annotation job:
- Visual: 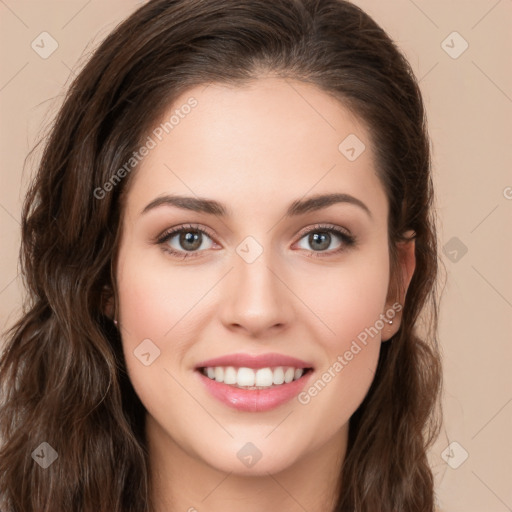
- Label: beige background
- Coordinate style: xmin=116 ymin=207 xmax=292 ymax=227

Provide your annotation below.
xmin=1 ymin=1 xmax=511 ymax=510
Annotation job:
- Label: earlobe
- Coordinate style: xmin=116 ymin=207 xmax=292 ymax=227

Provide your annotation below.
xmin=381 ymin=230 xmax=416 ymax=341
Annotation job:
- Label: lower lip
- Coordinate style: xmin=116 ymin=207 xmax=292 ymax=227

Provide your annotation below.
xmin=196 ymin=370 xmax=313 ymax=412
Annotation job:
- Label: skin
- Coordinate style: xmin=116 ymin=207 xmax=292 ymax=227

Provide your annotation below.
xmin=113 ymin=76 xmax=416 ymax=512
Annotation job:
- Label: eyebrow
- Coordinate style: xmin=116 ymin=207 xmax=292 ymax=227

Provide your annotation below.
xmin=141 ymin=192 xmax=372 ymax=219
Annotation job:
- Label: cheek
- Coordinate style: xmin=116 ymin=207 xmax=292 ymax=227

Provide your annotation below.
xmin=295 ymin=268 xmax=386 ymax=434
xmin=115 ymin=251 xmax=199 ymax=426
xmin=116 ymin=248 xmax=210 ymax=342
xmin=297 ymin=341 xmax=380 ymax=448
xmin=114 ymin=250 xmax=187 ymax=386
xmin=293 ymin=247 xmax=389 ymax=405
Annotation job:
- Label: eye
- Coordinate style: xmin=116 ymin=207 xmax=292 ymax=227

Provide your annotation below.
xmin=156 ymin=223 xmax=356 ymax=260
xmin=157 ymin=224 xmax=216 ymax=260
xmin=295 ymin=224 xmax=356 ymax=257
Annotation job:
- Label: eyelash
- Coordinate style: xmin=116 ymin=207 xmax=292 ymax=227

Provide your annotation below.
xmin=156 ymin=223 xmax=356 ymax=260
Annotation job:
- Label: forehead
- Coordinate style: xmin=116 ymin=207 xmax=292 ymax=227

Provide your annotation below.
xmin=124 ymin=77 xmax=388 ymax=221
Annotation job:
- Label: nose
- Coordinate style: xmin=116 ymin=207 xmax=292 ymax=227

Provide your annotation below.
xmin=218 ymin=250 xmax=295 ymax=338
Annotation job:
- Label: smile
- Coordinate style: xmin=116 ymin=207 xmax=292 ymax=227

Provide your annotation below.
xmin=194 ymin=352 xmax=314 ymax=412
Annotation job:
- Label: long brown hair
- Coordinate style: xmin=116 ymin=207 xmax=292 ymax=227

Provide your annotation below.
xmin=0 ymin=1 xmax=442 ymax=510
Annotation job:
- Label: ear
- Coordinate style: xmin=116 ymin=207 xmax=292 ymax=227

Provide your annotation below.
xmin=381 ymin=230 xmax=416 ymax=341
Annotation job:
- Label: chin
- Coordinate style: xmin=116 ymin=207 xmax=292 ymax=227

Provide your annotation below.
xmin=205 ymin=448 xmax=300 ymax=477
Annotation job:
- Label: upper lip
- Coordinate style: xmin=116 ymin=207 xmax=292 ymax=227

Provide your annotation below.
xmin=195 ymin=352 xmax=313 ymax=370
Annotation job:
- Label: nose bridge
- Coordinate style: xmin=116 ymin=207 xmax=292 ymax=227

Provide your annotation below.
xmin=219 ymin=237 xmax=294 ymax=334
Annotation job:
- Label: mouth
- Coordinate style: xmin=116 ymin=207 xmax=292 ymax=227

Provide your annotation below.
xmin=193 ymin=353 xmax=314 ymax=412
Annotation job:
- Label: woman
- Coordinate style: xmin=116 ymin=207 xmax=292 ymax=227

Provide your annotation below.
xmin=0 ymin=0 xmax=442 ymax=510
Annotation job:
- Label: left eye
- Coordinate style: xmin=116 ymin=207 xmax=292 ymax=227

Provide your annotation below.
xmin=296 ymin=229 xmax=343 ymax=252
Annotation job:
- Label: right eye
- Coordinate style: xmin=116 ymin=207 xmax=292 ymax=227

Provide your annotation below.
xmin=157 ymin=224 xmax=218 ymax=259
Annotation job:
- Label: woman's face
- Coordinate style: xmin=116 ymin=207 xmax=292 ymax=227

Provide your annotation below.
xmin=115 ymin=77 xmax=412 ymax=475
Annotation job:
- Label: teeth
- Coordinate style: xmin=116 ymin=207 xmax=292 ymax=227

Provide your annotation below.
xmin=201 ymin=366 xmax=307 ymax=389
xmin=237 ymin=367 xmax=255 ymax=386
xmin=255 ymin=368 xmax=273 ymax=387
xmin=214 ymin=367 xmax=224 ymax=382
xmin=284 ymin=367 xmax=295 ymax=383
xmin=273 ymin=367 xmax=285 ymax=385
xmin=223 ymin=366 xmax=237 ymax=385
